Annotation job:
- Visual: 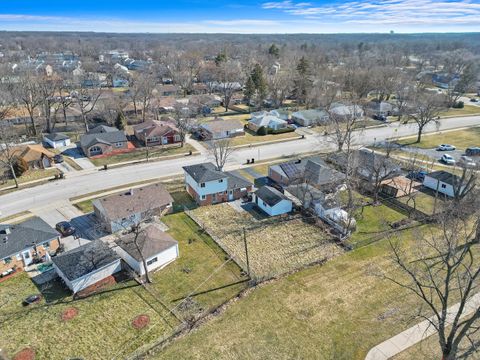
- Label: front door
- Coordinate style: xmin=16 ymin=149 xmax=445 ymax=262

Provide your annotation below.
xmin=228 ymin=190 xmax=234 ymax=201
xmin=22 ymin=250 xmax=32 ymax=266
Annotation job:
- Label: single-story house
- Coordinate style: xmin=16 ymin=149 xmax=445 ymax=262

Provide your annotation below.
xmin=157 ymin=84 xmax=181 ymax=97
xmin=423 ymin=171 xmax=464 ymax=198
xmin=329 ymin=103 xmax=364 ymax=120
xmin=18 ymin=144 xmax=54 ymax=169
xmin=327 ymin=148 xmax=400 ymax=182
xmin=80 ymin=125 xmax=128 ymax=157
xmin=248 ymin=113 xmax=289 ymax=132
xmin=199 ymin=118 xmax=245 ymax=140
xmin=291 ymin=109 xmax=329 ymax=127
xmin=253 ymin=186 xmax=292 ymax=216
xmin=183 ymin=162 xmax=253 ymax=206
xmin=114 ymin=224 xmax=179 ymax=276
xmin=93 ymin=183 xmax=173 ymax=233
xmin=52 ymin=240 xmax=121 ymax=294
xmin=133 ymin=120 xmax=181 ymax=146
xmin=366 ymin=101 xmax=398 ymax=118
xmin=43 ymin=133 xmax=71 ymax=149
xmin=269 ymin=156 xmax=345 ymax=191
xmin=0 ymin=217 xmax=60 ymax=274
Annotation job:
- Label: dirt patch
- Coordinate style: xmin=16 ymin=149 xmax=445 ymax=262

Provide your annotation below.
xmin=61 ymin=307 xmax=79 ymax=321
xmin=13 ymin=348 xmax=35 ymax=360
xmin=132 ymin=314 xmax=150 ymax=329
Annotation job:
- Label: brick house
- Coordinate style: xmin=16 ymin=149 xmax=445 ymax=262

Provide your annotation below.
xmin=183 ymin=162 xmax=252 ymax=206
xmin=92 ymin=183 xmax=174 ymax=233
xmin=80 ymin=125 xmax=128 ymax=157
xmin=133 ymin=120 xmax=181 ymax=146
xmin=0 ymin=217 xmax=60 ymax=274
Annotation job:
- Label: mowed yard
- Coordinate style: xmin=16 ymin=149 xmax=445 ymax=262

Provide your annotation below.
xmin=152 ymin=224 xmax=436 ymax=360
xmin=397 ymin=127 xmax=480 ymax=150
xmin=0 ymin=212 xmax=246 ymax=360
xmin=187 ymin=203 xmax=343 ymax=279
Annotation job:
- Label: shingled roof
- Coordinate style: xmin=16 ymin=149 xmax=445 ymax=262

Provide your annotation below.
xmin=80 ymin=125 xmax=127 ymax=149
xmin=255 ymin=186 xmax=290 ymax=207
xmin=0 ymin=217 xmax=58 ymax=260
xmin=183 ymin=162 xmax=227 ymax=183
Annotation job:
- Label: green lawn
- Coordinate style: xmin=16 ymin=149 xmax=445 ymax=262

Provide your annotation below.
xmin=395 ymin=191 xmax=447 ymax=216
xmin=0 ymin=168 xmax=60 ymax=190
xmin=151 ymin=225 xmax=434 ymax=360
xmin=90 ymin=144 xmax=195 ymax=167
xmin=230 ymin=129 xmax=299 ymax=147
xmin=0 ymin=213 xmax=246 ymax=360
xmin=439 ymin=104 xmax=480 ymax=117
xmin=74 ymin=199 xmax=94 ymax=213
xmin=397 ymin=127 xmax=480 ymax=149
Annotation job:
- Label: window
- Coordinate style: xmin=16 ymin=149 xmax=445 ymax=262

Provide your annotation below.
xmin=200 ymin=183 xmax=205 ymax=188
xmin=149 ymin=136 xmax=158 ymax=142
xmin=115 ymin=142 xmax=123 ymax=148
xmin=90 ymin=146 xmax=102 ymax=155
xmin=219 ymin=179 xmax=223 ymax=183
xmin=174 ymin=135 xmax=181 ymax=142
xmin=201 ymin=195 xmax=206 ymax=200
xmin=441 ymin=184 xmax=447 ymax=189
xmin=263 ymin=201 xmax=267 ymax=207
xmin=3 ymin=257 xmax=12 ymax=264
xmin=146 ymin=257 xmax=158 ymax=266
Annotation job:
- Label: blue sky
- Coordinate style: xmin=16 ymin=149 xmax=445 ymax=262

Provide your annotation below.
xmin=0 ymin=0 xmax=479 ymax=33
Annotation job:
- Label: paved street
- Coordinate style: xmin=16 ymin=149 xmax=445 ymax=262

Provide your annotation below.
xmin=1 ymin=115 xmax=479 ymax=218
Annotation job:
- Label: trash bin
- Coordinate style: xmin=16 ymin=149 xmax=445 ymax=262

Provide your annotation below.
xmin=104 ymin=164 xmax=108 ymax=171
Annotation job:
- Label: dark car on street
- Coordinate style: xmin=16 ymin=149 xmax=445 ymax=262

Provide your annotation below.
xmin=22 ymin=294 xmax=41 ymax=306
xmin=55 ymin=221 xmax=76 ymax=237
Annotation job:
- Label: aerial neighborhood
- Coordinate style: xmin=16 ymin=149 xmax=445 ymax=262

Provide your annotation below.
xmin=0 ymin=28 xmax=480 ymax=360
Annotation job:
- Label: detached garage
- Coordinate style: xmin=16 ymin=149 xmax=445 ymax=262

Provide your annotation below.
xmin=43 ymin=133 xmax=71 ymax=149
xmin=254 ymin=186 xmax=293 ymax=217
xmin=423 ymin=170 xmax=465 ymax=198
xmin=52 ymin=241 xmax=121 ymax=294
xmin=114 ymin=224 xmax=179 ymax=276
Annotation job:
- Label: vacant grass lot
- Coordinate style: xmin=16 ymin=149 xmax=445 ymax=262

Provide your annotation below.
xmin=397 ymin=127 xmax=480 ymax=149
xmin=188 ymin=204 xmax=343 ymax=279
xmin=0 ymin=213 xmax=245 ymax=360
xmin=153 ymin=224 xmax=435 ymax=360
xmin=90 ymin=143 xmax=195 ymax=167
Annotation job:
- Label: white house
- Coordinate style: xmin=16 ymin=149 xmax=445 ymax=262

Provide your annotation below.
xmin=254 ymin=186 xmax=292 ymax=216
xmin=114 ymin=225 xmax=179 ymax=276
xmin=292 ymin=109 xmax=329 ymax=127
xmin=423 ymin=170 xmax=464 ymax=197
xmin=43 ymin=133 xmax=71 ymax=149
xmin=248 ymin=113 xmax=288 ymax=132
xmin=52 ymin=241 xmax=121 ymax=294
xmin=199 ymin=118 xmax=245 ymax=140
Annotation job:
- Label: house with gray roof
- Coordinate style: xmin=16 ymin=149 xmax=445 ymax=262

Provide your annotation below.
xmin=0 ymin=217 xmax=60 ymax=274
xmin=183 ymin=162 xmax=253 ymax=205
xmin=199 ymin=118 xmax=244 ymax=140
xmin=52 ymin=240 xmax=121 ymax=294
xmin=329 ymin=102 xmax=364 ymax=120
xmin=366 ymin=101 xmax=398 ymax=118
xmin=292 ymin=109 xmax=329 ymax=127
xmin=114 ymin=224 xmax=179 ymax=276
xmin=80 ymin=125 xmax=128 ymax=157
xmin=248 ymin=111 xmax=289 ymax=132
xmin=43 ymin=132 xmax=71 ymax=149
xmin=254 ymin=186 xmax=292 ymax=216
xmin=92 ymin=183 xmax=174 ymax=233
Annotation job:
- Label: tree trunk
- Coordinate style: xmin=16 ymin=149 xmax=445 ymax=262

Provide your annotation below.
xmin=9 ymin=163 xmax=18 ymax=188
xmin=29 ymin=115 xmax=37 ymax=136
xmin=416 ymin=127 xmax=423 ymax=143
xmin=141 ymin=258 xmax=152 ymax=283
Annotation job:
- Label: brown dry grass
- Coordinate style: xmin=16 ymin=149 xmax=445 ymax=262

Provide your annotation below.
xmin=189 ymin=204 xmax=343 ymax=279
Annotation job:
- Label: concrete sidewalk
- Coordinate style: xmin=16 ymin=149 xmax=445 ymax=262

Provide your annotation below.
xmin=365 ymin=293 xmax=480 ymax=359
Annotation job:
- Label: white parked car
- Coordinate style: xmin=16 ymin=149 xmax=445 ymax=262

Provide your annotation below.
xmin=440 ymin=154 xmax=456 ymax=165
xmin=459 ymin=156 xmax=476 ymax=168
xmin=437 ymin=144 xmax=456 ymax=151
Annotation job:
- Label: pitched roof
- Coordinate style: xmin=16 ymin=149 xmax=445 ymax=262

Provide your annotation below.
xmin=0 ymin=217 xmax=58 ymax=260
xmin=43 ymin=133 xmax=70 ymax=142
xmin=183 ymin=162 xmax=227 ymax=183
xmin=200 ymin=118 xmax=244 ymax=133
xmin=133 ymin=120 xmax=178 ymax=138
xmin=249 ymin=114 xmax=287 ymax=128
xmin=19 ymin=145 xmax=54 ymax=162
xmin=426 ymin=170 xmax=460 ymax=185
xmin=292 ymin=109 xmax=329 ymax=122
xmin=115 ymin=225 xmax=178 ymax=262
xmin=80 ymin=126 xmax=127 ymax=149
xmin=92 ymin=183 xmax=174 ymax=222
xmin=225 ymin=172 xmax=252 ymax=190
xmin=52 ymin=240 xmax=120 ymax=281
xmin=255 ymin=186 xmax=290 ymax=207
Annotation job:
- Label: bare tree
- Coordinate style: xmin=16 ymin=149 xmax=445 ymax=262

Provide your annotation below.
xmin=129 ymin=71 xmax=157 ymax=122
xmin=38 ymin=76 xmax=61 ymax=133
xmin=214 ymin=59 xmax=243 ymax=112
xmin=12 ymin=72 xmax=42 ymax=136
xmin=209 ymin=139 xmax=236 ymax=171
xmin=409 ymin=91 xmax=447 ymax=143
xmin=0 ymin=123 xmax=21 ymax=188
xmin=387 ymin=209 xmax=480 ymax=360
xmin=72 ymin=76 xmax=102 ymax=132
xmin=172 ymin=103 xmax=198 ymax=148
xmin=367 ymin=145 xmax=401 ymax=204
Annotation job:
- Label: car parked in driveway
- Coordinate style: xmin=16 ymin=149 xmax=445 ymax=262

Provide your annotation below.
xmin=440 ymin=154 xmax=456 ymax=165
xmin=55 ymin=221 xmax=76 ymax=237
xmin=437 ymin=144 xmax=456 ymax=151
xmin=53 ymin=154 xmax=64 ymax=163
xmin=459 ymin=156 xmax=477 ymax=168
xmin=406 ymin=170 xmax=428 ymax=182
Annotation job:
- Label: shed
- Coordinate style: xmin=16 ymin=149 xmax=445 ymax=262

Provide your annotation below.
xmin=423 ymin=171 xmax=464 ymax=197
xmin=43 ymin=133 xmax=71 ymax=149
xmin=254 ymin=186 xmax=292 ymax=216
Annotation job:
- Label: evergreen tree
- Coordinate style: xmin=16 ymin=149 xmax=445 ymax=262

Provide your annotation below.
xmin=268 ymin=44 xmax=280 ymax=58
xmin=115 ymin=111 xmax=126 ymax=130
xmin=215 ymin=52 xmax=227 ymax=66
xmin=244 ymin=76 xmax=256 ymax=103
xmin=250 ymin=64 xmax=267 ymax=101
xmin=294 ymin=56 xmax=312 ymax=105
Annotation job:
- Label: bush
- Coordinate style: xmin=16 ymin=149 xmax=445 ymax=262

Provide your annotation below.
xmin=452 ymin=101 xmax=464 ymax=109
xmin=257 ymin=126 xmax=268 ymax=136
xmin=13 ymin=157 xmax=29 ymax=177
xmin=270 ymin=126 xmax=295 ymax=134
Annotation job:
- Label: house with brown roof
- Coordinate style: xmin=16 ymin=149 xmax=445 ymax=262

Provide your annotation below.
xmin=199 ymin=117 xmax=244 ymax=140
xmin=114 ymin=224 xmax=179 ymax=275
xmin=18 ymin=144 xmax=54 ymax=170
xmin=92 ymin=183 xmax=174 ymax=233
xmin=133 ymin=120 xmax=181 ymax=146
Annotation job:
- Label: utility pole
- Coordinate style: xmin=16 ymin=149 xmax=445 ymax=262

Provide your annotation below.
xmin=243 ymin=227 xmax=250 ymax=278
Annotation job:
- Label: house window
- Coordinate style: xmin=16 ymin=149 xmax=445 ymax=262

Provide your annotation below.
xmin=115 ymin=142 xmax=123 ymax=148
xmin=226 ymin=131 xmax=230 ymax=136
xmin=3 ymin=257 xmax=12 ymax=264
xmin=441 ymin=184 xmax=447 ymax=189
xmin=201 ymin=195 xmax=206 ymax=200
xmin=219 ymin=179 xmax=223 ymax=183
xmin=146 ymin=257 xmax=158 ymax=266
xmin=200 ymin=183 xmax=205 ymax=188
xmin=174 ymin=135 xmax=181 ymax=142
xmin=90 ymin=146 xmax=102 ymax=155
xmin=263 ymin=201 xmax=267 ymax=207
xmin=16 ymin=254 xmax=22 ymax=261
xmin=149 ymin=136 xmax=158 ymax=142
